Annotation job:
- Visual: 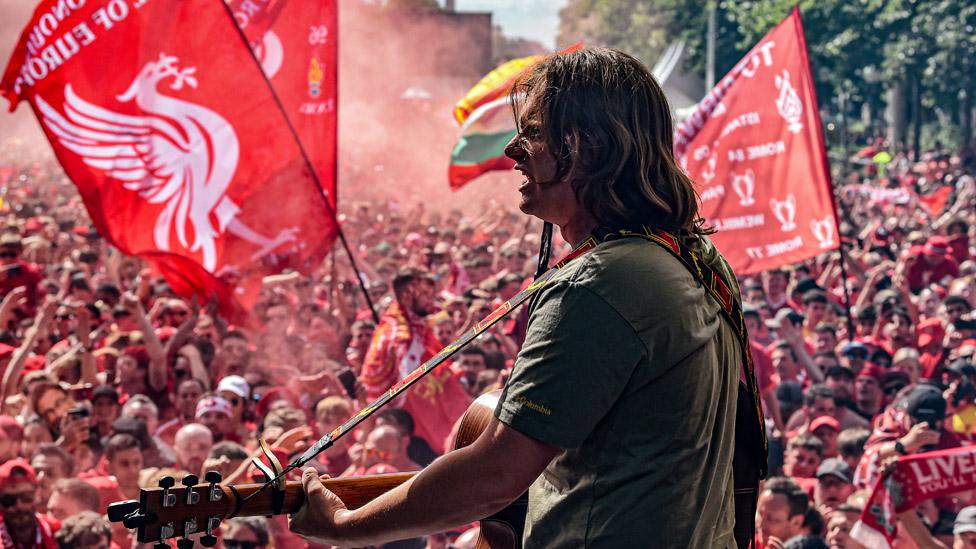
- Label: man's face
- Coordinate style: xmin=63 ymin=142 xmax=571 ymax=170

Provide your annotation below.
xmin=809 ymin=396 xmax=836 ymax=420
xmin=815 ymin=475 xmax=853 ymax=510
xmin=405 ymin=280 xmax=436 ymax=318
xmin=265 ymin=305 xmax=290 ymax=335
xmin=855 ymin=377 xmax=881 ymax=403
xmin=765 ymin=272 xmax=788 ymax=297
xmin=108 ymin=447 xmax=143 ymax=489
xmin=351 ymin=325 xmax=374 ymax=352
xmin=363 ymin=426 xmax=401 ymax=468
xmin=218 ymin=391 xmax=246 ymax=422
xmin=199 ymin=411 xmax=231 ymax=438
xmin=459 ymin=353 xmax=486 ymax=386
xmin=31 ymin=454 xmax=67 ymax=505
xmin=0 ymin=479 xmax=37 ymax=534
xmin=947 ymin=302 xmax=970 ymax=325
xmin=957 ymin=532 xmax=976 ymax=549
xmin=220 ymin=337 xmax=249 ymax=364
xmin=814 ymin=426 xmax=839 ymax=457
xmin=815 ymin=331 xmax=836 ymax=353
xmin=0 ymin=245 xmax=21 ymax=266
xmin=47 ymin=491 xmax=86 ymax=521
xmin=772 ymin=348 xmax=799 ymax=381
xmin=784 ymin=447 xmax=821 ymax=478
xmin=504 ymin=98 xmax=580 ymax=226
xmin=806 ymin=301 xmax=826 ymax=323
xmin=176 ymin=381 xmax=204 ymax=419
xmin=756 ymin=491 xmax=801 ymax=544
xmin=175 ymin=431 xmax=213 ymax=476
xmin=92 ymin=397 xmax=119 ymax=427
xmin=826 ymin=511 xmax=861 ymax=548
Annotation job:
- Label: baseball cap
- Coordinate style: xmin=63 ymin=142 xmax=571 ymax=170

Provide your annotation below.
xmin=902 ymin=385 xmax=946 ymax=423
xmin=0 ymin=458 xmax=36 ymax=490
xmin=857 ymin=363 xmax=884 ymax=383
xmin=809 ymin=416 xmax=841 ymax=433
xmin=216 ymin=375 xmax=250 ymax=399
xmin=841 ymin=341 xmax=868 ymax=358
xmin=816 ymin=457 xmax=852 ymax=484
xmin=880 ymin=368 xmax=911 ymax=388
xmin=924 ymin=236 xmax=952 ymax=256
xmin=954 ymin=506 xmax=976 ymax=535
xmin=825 ymin=365 xmax=856 ymax=379
xmin=91 ymin=384 xmax=119 ymax=404
xmin=196 ymin=396 xmax=233 ymax=419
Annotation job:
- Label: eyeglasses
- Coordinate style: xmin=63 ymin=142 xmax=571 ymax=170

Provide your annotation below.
xmin=883 ymin=384 xmax=906 ymax=396
xmin=223 ymin=540 xmax=260 ymax=549
xmin=174 ymin=369 xmax=190 ymax=379
xmin=168 ymin=310 xmax=189 ymax=317
xmin=0 ymin=492 xmax=34 ymax=507
xmin=0 ymin=251 xmax=18 ymax=259
xmin=55 ymin=314 xmax=75 ymax=321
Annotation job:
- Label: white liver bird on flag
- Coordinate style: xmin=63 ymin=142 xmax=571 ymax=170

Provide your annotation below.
xmin=35 ymin=53 xmax=297 ymax=272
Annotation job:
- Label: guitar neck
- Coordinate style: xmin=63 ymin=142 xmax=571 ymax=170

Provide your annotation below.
xmin=226 ymin=472 xmax=416 ymax=518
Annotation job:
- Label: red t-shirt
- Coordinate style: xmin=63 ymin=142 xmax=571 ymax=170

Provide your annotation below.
xmin=907 ymin=254 xmax=959 ymax=292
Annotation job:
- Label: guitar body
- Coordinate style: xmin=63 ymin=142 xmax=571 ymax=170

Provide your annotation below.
xmin=451 ymin=390 xmax=525 ymax=549
xmin=109 ymin=389 xmax=527 ymax=548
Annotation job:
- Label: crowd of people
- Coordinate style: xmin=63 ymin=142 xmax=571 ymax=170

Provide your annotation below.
xmin=0 ymin=133 xmax=974 ymax=549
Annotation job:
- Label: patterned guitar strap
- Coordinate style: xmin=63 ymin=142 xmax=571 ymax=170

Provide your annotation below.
xmin=592 ymin=226 xmax=768 ymax=549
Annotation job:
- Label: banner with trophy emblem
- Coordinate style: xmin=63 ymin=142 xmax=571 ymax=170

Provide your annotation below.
xmin=674 ymin=7 xmax=838 ymax=275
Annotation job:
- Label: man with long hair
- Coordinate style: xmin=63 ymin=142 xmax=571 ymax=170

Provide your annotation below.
xmin=290 ymin=47 xmax=753 ymax=548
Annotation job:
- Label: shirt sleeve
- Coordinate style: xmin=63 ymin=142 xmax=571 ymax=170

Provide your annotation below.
xmin=495 ymin=278 xmax=643 ymax=448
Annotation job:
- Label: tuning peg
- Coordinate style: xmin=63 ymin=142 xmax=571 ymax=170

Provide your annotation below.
xmin=199 ymin=534 xmax=217 ymax=547
xmin=177 ymin=539 xmax=194 ymax=549
xmin=107 ymin=500 xmax=139 ymax=523
xmin=122 ymin=512 xmax=149 ymax=529
xmin=158 ymin=475 xmax=176 ymax=508
xmin=181 ymin=474 xmax=200 ymax=505
xmin=205 ymin=471 xmax=222 ymax=502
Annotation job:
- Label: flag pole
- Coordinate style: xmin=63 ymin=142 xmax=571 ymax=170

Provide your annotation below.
xmin=219 ymin=0 xmax=380 ymax=324
xmin=793 ymin=5 xmax=855 ymax=338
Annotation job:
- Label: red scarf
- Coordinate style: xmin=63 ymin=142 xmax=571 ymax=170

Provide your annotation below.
xmin=359 ymin=301 xmax=471 ymax=454
xmin=852 ymin=445 xmax=976 ymax=547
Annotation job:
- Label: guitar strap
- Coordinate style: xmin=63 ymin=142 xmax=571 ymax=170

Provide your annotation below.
xmin=592 ymin=226 xmax=768 ymax=549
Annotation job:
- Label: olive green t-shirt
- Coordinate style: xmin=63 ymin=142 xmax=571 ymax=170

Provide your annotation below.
xmin=495 ymin=235 xmax=740 ymax=548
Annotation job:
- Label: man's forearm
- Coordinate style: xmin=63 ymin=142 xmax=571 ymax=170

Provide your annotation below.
xmin=334 ymin=443 xmax=524 ymax=546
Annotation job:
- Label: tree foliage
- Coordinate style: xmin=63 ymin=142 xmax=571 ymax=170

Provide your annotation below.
xmin=557 ymin=0 xmax=976 ymax=149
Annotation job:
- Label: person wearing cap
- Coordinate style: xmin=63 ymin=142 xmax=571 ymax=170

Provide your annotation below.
xmin=89 ymin=384 xmax=120 ymax=441
xmin=216 ymin=375 xmax=256 ymax=445
xmin=906 ymin=235 xmax=960 ymax=293
xmin=809 ymin=416 xmax=841 ymax=458
xmin=813 ymin=458 xmax=853 ymax=512
xmin=855 ymin=385 xmax=962 ymax=490
xmin=853 ymin=364 xmax=886 ymax=421
xmin=0 ymin=459 xmax=59 ymax=548
xmin=196 ymin=395 xmax=236 ymax=443
xmin=840 ymin=341 xmax=869 ymax=375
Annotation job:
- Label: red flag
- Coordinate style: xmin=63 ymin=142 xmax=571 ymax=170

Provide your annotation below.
xmin=0 ymin=0 xmax=337 ymax=320
xmin=675 ymin=8 xmax=838 ymax=275
xmin=229 ymin=0 xmax=338 ymax=211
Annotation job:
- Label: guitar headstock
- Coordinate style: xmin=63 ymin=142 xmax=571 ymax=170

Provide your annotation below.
xmin=108 ymin=471 xmax=245 ymax=547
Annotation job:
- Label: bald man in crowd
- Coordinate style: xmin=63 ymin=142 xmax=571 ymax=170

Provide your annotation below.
xmin=173 ymin=423 xmax=214 ymax=477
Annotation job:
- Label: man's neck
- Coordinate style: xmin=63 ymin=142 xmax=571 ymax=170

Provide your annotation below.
xmin=558 ymin=215 xmax=598 ymax=248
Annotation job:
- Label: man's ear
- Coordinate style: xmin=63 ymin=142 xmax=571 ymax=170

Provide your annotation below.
xmin=789 ymin=513 xmax=805 ymax=533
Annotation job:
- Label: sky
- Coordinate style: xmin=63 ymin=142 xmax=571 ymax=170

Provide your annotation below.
xmin=453 ymin=0 xmax=566 ymax=50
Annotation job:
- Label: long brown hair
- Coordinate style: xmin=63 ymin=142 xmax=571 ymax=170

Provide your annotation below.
xmin=511 ymin=47 xmax=711 ymax=235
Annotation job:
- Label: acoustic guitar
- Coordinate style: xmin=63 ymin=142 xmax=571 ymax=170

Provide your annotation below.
xmin=108 ymin=390 xmax=525 ymax=548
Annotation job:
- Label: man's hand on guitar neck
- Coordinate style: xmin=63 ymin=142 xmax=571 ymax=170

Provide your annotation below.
xmin=289 ymin=469 xmax=351 ymax=546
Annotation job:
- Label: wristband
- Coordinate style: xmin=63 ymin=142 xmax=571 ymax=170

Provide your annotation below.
xmin=894 ymin=440 xmax=909 ymax=455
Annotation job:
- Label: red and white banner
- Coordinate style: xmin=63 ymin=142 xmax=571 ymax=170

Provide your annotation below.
xmin=0 ymin=0 xmax=337 ymax=319
xmin=229 ymin=0 xmax=338 ymax=210
xmin=675 ymin=7 xmax=838 ymax=275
